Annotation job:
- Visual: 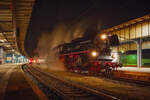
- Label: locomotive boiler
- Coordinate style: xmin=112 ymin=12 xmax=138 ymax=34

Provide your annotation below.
xmin=54 ymin=33 xmax=122 ymax=75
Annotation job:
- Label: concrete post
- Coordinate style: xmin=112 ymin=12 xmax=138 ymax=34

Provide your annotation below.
xmin=136 ymin=38 xmax=142 ymax=68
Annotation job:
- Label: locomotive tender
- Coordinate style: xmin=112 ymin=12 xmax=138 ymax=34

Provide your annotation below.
xmin=54 ymin=34 xmax=122 ymax=75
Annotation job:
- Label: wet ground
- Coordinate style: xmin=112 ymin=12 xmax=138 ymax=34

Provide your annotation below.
xmin=0 ymin=64 xmax=40 ymax=100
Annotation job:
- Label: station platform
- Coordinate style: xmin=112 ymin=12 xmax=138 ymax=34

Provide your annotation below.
xmin=118 ymin=67 xmax=150 ymax=73
xmin=0 ymin=64 xmax=42 ymax=100
xmin=113 ymin=67 xmax=150 ymax=82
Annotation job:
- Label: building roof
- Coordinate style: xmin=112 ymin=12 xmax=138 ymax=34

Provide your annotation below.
xmin=101 ymin=14 xmax=150 ymax=33
xmin=0 ymin=0 xmax=14 ymax=52
xmin=0 ymin=0 xmax=35 ymax=55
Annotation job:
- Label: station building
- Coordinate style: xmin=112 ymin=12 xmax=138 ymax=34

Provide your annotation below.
xmin=101 ymin=14 xmax=150 ymax=68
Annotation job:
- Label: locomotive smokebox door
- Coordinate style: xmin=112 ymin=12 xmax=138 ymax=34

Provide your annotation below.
xmin=109 ymin=35 xmax=119 ymax=46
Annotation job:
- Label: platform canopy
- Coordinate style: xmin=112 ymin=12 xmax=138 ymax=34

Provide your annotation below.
xmin=0 ymin=0 xmax=35 ymax=56
xmin=101 ymin=14 xmax=150 ymax=34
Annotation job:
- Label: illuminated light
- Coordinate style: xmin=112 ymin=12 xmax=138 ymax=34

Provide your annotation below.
xmin=11 ymin=49 xmax=15 ymax=52
xmin=112 ymin=53 xmax=118 ymax=58
xmin=21 ymin=56 xmax=24 ymax=58
xmin=5 ymin=45 xmax=11 ymax=47
xmin=33 ymin=60 xmax=36 ymax=63
xmin=36 ymin=59 xmax=39 ymax=63
xmin=101 ymin=34 xmax=107 ymax=40
xmin=112 ymin=53 xmax=119 ymax=62
xmin=29 ymin=58 xmax=33 ymax=64
xmin=121 ymin=50 xmax=124 ymax=54
xmin=0 ymin=40 xmax=5 ymax=42
xmin=38 ymin=59 xmax=46 ymax=63
xmin=91 ymin=51 xmax=98 ymax=57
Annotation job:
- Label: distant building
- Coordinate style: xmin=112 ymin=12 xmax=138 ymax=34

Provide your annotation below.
xmin=100 ymin=14 xmax=150 ymax=67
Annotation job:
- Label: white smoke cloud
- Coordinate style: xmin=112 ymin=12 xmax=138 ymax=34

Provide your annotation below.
xmin=34 ymin=19 xmax=101 ymax=71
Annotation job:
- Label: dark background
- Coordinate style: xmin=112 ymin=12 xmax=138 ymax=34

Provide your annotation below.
xmin=25 ymin=0 xmax=150 ymax=56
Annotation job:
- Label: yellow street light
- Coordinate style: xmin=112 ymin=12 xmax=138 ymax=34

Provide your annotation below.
xmin=101 ymin=34 xmax=107 ymax=40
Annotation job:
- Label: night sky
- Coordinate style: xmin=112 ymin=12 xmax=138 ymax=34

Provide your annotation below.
xmin=25 ymin=0 xmax=150 ymax=56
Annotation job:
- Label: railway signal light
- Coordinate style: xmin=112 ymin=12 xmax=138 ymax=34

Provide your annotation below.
xmin=29 ymin=58 xmax=33 ymax=64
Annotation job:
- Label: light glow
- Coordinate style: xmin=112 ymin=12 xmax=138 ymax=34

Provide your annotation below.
xmin=38 ymin=59 xmax=46 ymax=63
xmin=112 ymin=53 xmax=118 ymax=58
xmin=0 ymin=40 xmax=5 ymax=42
xmin=121 ymin=50 xmax=124 ymax=54
xmin=101 ymin=34 xmax=107 ymax=40
xmin=91 ymin=51 xmax=98 ymax=57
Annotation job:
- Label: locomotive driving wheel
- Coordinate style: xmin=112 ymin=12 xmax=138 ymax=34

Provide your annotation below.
xmin=104 ymin=65 xmax=112 ymax=77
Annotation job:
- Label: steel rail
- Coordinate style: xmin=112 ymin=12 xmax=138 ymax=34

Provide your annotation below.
xmin=25 ymin=66 xmax=120 ymax=100
xmin=25 ymin=67 xmax=72 ymax=100
xmin=108 ymin=75 xmax=150 ymax=87
xmin=71 ymin=70 xmax=150 ymax=86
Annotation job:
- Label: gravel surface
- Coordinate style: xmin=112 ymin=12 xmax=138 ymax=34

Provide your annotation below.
xmin=22 ymin=65 xmax=64 ymax=100
xmin=35 ymin=65 xmax=150 ymax=100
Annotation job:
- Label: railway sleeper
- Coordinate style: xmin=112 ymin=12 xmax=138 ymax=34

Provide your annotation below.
xmin=66 ymin=93 xmax=92 ymax=97
xmin=62 ymin=87 xmax=82 ymax=91
xmin=63 ymin=87 xmax=81 ymax=92
xmin=63 ymin=90 xmax=86 ymax=94
xmin=27 ymin=67 xmax=120 ymax=100
xmin=31 ymin=72 xmax=86 ymax=95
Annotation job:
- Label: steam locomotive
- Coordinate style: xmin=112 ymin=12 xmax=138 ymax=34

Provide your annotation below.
xmin=54 ymin=34 xmax=122 ymax=75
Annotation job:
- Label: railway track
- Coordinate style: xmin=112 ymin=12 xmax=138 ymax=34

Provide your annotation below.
xmin=23 ymin=65 xmax=120 ymax=100
xmin=74 ymin=71 xmax=150 ymax=87
xmin=96 ymin=71 xmax=150 ymax=87
xmin=108 ymin=75 xmax=150 ymax=87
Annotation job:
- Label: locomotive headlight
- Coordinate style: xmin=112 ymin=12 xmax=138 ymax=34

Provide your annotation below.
xmin=91 ymin=51 xmax=98 ymax=57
